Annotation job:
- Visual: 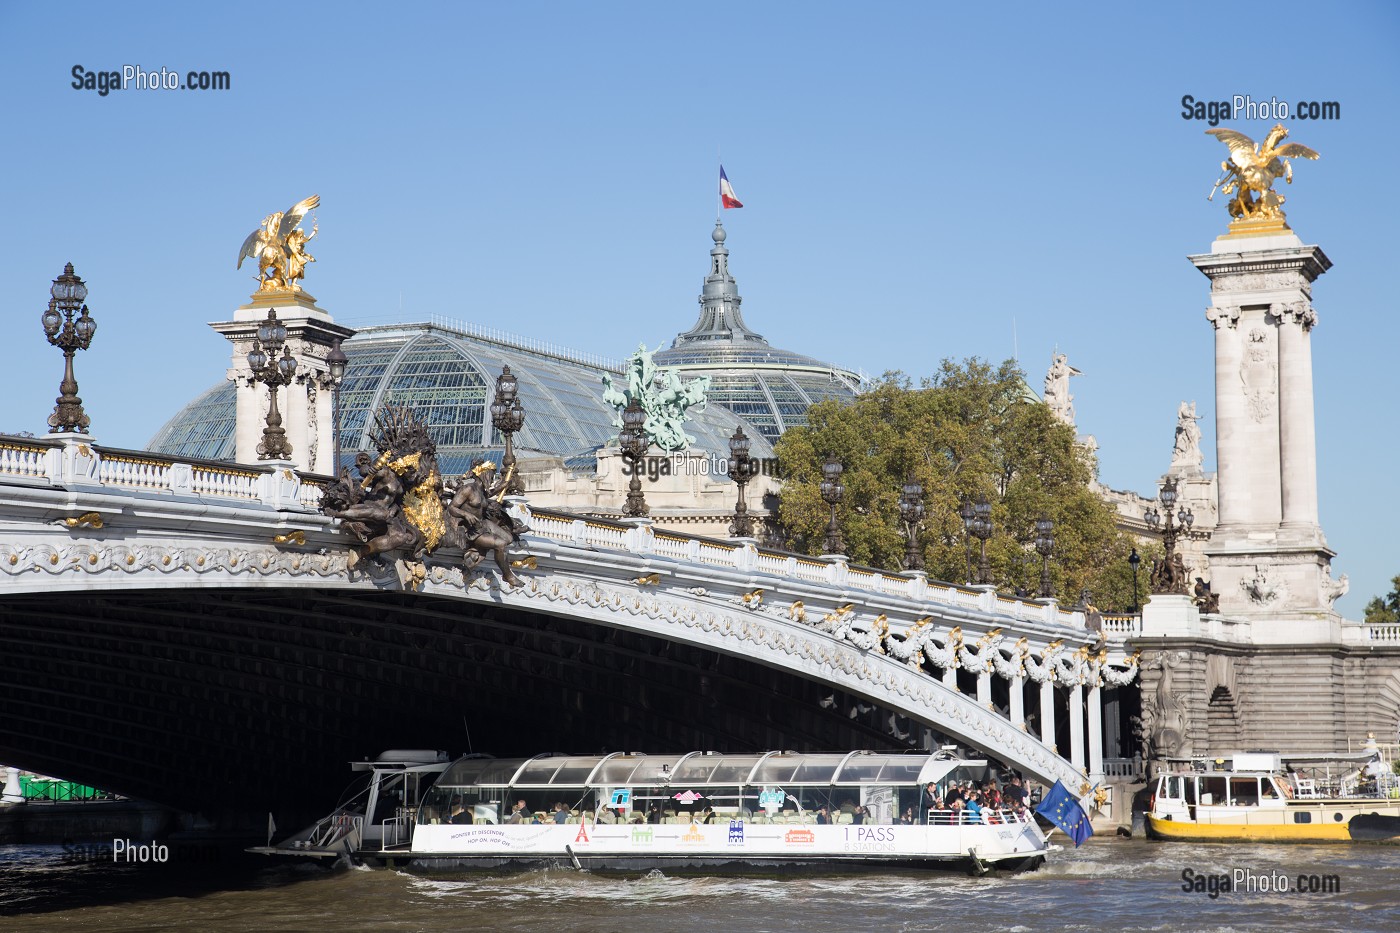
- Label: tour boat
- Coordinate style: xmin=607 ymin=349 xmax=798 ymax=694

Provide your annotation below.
xmin=1146 ymin=748 xmax=1400 ymax=843
xmin=253 ymin=749 xmax=1049 ymax=873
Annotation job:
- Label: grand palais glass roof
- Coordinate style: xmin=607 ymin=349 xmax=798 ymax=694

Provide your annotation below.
xmin=148 ymin=319 xmax=776 ymax=475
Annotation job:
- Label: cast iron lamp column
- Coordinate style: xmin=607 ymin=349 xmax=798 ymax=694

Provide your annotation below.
xmin=959 ymin=498 xmax=976 ymax=583
xmin=1128 ymin=547 xmax=1141 ymax=615
xmin=1144 ymin=476 xmax=1194 ymax=594
xmin=618 ymin=399 xmax=649 ymax=517
xmin=727 ymin=427 xmax=759 ymax=537
xmin=491 ymin=365 xmax=526 ymax=496
xmin=819 ymin=455 xmax=845 ymax=556
xmin=41 ymin=263 xmax=97 ymax=434
xmin=1034 ymin=515 xmax=1055 ymax=598
xmin=246 ymin=308 xmax=298 ymax=461
xmin=326 ymin=337 xmax=348 ymax=474
xmin=971 ymin=495 xmax=993 ymax=585
xmin=898 ymin=474 xmax=925 ymax=571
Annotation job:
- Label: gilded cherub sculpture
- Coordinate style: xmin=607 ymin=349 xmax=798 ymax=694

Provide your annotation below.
xmin=237 ymin=195 xmax=320 ymax=292
xmin=1207 ymin=125 xmax=1318 ymax=222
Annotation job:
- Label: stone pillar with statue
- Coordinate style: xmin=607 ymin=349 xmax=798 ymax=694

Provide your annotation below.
xmin=1189 ymin=125 xmax=1347 ymax=641
xmin=209 ymin=195 xmax=356 ymax=474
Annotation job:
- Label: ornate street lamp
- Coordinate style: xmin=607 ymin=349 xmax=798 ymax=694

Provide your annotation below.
xmin=959 ymin=497 xmax=976 ymax=583
xmin=491 ymin=365 xmax=526 ymax=496
xmin=1145 ymin=476 xmax=1193 ymax=594
xmin=41 ymin=263 xmax=97 ymax=434
xmin=819 ymin=455 xmax=845 ymax=555
xmin=618 ymin=398 xmax=649 ymax=517
xmin=727 ymin=427 xmax=759 ymax=537
xmin=898 ymin=474 xmax=925 ymax=571
xmin=326 ymin=337 xmax=348 ymax=474
xmin=247 ymin=308 xmax=298 ymax=460
xmin=1128 ymin=547 xmax=1141 ymax=615
xmin=1034 ymin=515 xmax=1055 ymax=598
xmin=971 ymin=495 xmax=994 ymax=585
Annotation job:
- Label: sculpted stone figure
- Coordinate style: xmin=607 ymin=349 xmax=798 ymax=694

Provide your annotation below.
xmin=1170 ymin=401 xmax=1203 ymax=472
xmin=1043 ymin=353 xmax=1079 ymax=427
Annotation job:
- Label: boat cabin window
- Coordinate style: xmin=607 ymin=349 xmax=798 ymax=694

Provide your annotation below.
xmin=1231 ymin=777 xmax=1260 ymax=806
xmin=1199 ymin=776 xmax=1227 ymax=805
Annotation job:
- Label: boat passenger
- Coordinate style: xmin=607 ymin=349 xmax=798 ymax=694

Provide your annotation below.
xmin=507 ymin=800 xmax=529 ymax=824
xmin=899 ymin=806 xmax=915 ymax=825
xmin=921 ymin=782 xmax=939 ymax=816
xmin=552 ymin=802 xmax=569 ymax=824
xmin=854 ymin=805 xmax=870 ymax=825
xmin=964 ymin=793 xmax=983 ymax=824
xmin=701 ymin=806 xmax=717 ymax=824
xmin=816 ymin=807 xmax=831 ymax=825
xmin=448 ymin=798 xmax=474 ymax=825
xmin=1002 ymin=775 xmax=1027 ymax=807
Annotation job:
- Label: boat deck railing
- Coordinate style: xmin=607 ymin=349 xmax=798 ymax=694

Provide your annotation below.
xmin=924 ymin=808 xmax=1033 ymax=827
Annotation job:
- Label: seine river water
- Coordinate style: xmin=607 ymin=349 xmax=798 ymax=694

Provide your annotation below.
xmin=1 ymin=837 xmax=1397 ymax=931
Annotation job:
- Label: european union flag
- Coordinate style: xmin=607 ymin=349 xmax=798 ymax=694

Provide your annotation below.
xmin=1035 ymin=780 xmax=1093 ymax=847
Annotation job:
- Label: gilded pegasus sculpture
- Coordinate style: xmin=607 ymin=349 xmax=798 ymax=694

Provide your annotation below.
xmin=1206 ymin=125 xmax=1318 ymax=222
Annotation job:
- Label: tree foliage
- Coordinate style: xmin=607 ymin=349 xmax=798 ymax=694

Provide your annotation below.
xmin=1364 ymin=575 xmax=1400 ymax=625
xmin=772 ymin=360 xmax=1147 ymax=611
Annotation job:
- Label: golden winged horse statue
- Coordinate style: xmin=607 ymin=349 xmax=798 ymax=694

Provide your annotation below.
xmin=1206 ymin=125 xmax=1318 ymax=222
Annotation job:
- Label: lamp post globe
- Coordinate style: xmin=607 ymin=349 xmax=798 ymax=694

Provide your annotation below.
xmin=619 ymin=399 xmax=649 ymax=517
xmin=898 ymin=474 xmax=925 ymax=571
xmin=1034 ymin=515 xmax=1055 ymax=598
xmin=247 ymin=308 xmax=296 ymax=461
xmin=819 ymin=455 xmax=845 ymax=556
xmin=492 ymin=365 xmax=526 ymax=496
xmin=326 ymin=337 xmax=348 ymax=474
xmin=42 ymin=263 xmax=98 ymax=434
xmin=727 ymin=426 xmax=758 ymax=538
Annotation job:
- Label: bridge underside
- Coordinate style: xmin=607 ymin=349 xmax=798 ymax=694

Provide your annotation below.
xmin=0 ymin=588 xmax=944 ymax=823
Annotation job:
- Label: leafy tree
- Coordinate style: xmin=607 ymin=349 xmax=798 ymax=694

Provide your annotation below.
xmin=1364 ymin=575 xmax=1400 ymax=625
xmin=772 ymin=360 xmax=1146 ymax=612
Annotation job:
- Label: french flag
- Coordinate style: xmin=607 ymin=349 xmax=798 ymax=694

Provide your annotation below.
xmin=720 ymin=166 xmax=743 ymax=209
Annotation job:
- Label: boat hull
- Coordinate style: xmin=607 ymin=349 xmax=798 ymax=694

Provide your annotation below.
xmin=1148 ymin=802 xmax=1400 ymax=844
xmin=383 ymin=852 xmax=1045 ymax=874
xmin=397 ymin=819 xmax=1048 ymax=873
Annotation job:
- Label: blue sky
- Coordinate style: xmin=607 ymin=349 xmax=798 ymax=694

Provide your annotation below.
xmin=1 ymin=2 xmax=1396 ymax=616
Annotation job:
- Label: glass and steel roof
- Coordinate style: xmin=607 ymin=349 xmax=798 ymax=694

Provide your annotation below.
xmin=650 ymin=220 xmax=861 ymax=443
xmin=431 ymin=752 xmax=973 ymax=788
xmin=148 ymin=318 xmax=775 ymax=473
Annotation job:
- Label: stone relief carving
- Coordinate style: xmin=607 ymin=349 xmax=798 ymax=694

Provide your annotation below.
xmin=1241 ymin=328 xmax=1277 ymax=423
xmin=1138 ymin=650 xmax=1190 ymax=766
xmin=1205 ymin=304 xmax=1240 ymax=330
xmin=1321 ymin=572 xmax=1349 ymax=606
xmin=1241 ymin=564 xmax=1287 ymax=606
xmin=1210 ymin=270 xmax=1302 ymax=293
xmin=1273 ymin=300 xmax=1318 ymax=330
